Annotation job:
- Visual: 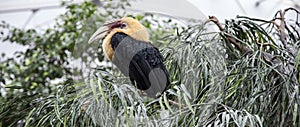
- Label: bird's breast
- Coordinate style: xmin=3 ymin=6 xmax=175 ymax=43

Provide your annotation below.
xmin=110 ymin=32 xmax=153 ymax=76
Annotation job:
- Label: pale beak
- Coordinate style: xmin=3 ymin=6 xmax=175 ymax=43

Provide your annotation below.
xmin=88 ymin=27 xmax=109 ymax=44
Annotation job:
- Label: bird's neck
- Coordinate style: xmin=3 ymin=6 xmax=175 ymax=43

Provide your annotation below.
xmin=110 ymin=32 xmax=129 ymax=50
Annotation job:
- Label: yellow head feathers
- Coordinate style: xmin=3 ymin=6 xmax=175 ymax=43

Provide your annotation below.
xmin=89 ymin=17 xmax=149 ymax=60
xmin=113 ymin=17 xmax=149 ymax=42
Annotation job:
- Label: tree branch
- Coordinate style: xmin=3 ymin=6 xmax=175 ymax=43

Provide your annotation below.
xmin=208 ymin=14 xmax=298 ymax=85
xmin=208 ymin=16 xmax=282 ymax=64
xmin=208 ymin=16 xmax=252 ymax=55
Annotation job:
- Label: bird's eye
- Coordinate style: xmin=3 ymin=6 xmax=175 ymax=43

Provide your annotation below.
xmin=121 ymin=23 xmax=127 ymax=29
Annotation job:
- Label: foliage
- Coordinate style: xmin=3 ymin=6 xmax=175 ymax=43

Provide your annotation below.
xmin=217 ymin=8 xmax=300 ymax=126
xmin=0 ymin=0 xmax=178 ymax=126
xmin=0 ymin=0 xmax=299 ymax=127
xmin=0 ymin=1 xmax=97 ymax=126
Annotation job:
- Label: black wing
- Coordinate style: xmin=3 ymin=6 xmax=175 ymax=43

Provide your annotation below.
xmin=111 ymin=32 xmax=170 ymax=97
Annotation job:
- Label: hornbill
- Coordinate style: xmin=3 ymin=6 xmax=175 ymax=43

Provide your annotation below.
xmin=88 ymin=17 xmax=170 ymax=98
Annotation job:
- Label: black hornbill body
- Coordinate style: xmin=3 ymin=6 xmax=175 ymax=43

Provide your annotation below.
xmin=89 ymin=17 xmax=170 ymax=97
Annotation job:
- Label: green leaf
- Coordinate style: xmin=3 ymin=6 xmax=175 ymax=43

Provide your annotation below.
xmin=24 ymin=108 xmax=36 ymax=127
xmin=183 ymin=93 xmax=194 ymax=114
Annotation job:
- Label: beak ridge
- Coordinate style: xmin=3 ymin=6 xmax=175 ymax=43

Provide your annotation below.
xmin=88 ymin=27 xmax=108 ymax=44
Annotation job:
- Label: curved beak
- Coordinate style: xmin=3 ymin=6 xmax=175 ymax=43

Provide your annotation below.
xmin=88 ymin=21 xmax=120 ymax=44
xmin=88 ymin=27 xmax=109 ymax=44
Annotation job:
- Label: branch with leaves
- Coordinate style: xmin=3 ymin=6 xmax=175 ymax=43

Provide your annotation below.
xmin=208 ymin=8 xmax=299 ymax=83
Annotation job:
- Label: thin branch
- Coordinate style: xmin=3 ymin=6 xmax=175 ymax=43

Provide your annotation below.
xmin=237 ymin=15 xmax=279 ymax=24
xmin=272 ymin=8 xmax=299 ymax=56
xmin=208 ymin=16 xmax=281 ymax=65
xmin=168 ymin=99 xmax=186 ymax=108
xmin=208 ymin=14 xmax=298 ymax=86
xmin=208 ymin=16 xmax=252 ymax=55
xmin=278 ymin=10 xmax=288 ymax=48
xmin=255 ymin=39 xmax=272 ymax=47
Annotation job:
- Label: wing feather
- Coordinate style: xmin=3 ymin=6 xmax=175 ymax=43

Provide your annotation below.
xmin=111 ymin=32 xmax=170 ymax=97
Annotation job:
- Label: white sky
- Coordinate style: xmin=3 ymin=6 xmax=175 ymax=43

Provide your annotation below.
xmin=0 ymin=0 xmax=298 ymax=58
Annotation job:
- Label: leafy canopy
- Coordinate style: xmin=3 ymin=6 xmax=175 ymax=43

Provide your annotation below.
xmin=0 ymin=1 xmax=299 ymax=127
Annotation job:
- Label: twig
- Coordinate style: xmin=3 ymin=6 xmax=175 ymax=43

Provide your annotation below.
xmin=255 ymin=39 xmax=272 ymax=47
xmin=168 ymin=99 xmax=186 ymax=108
xmin=208 ymin=16 xmax=224 ymax=31
xmin=272 ymin=8 xmax=298 ymax=56
xmin=208 ymin=15 xmax=298 ymax=85
xmin=208 ymin=16 xmax=252 ymax=55
xmin=208 ymin=16 xmax=280 ymax=65
xmin=237 ymin=15 xmax=279 ymax=24
xmin=278 ymin=10 xmax=288 ymax=48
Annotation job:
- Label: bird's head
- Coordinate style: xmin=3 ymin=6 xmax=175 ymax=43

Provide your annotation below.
xmin=88 ymin=17 xmax=149 ymax=60
xmin=89 ymin=17 xmax=149 ymax=43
